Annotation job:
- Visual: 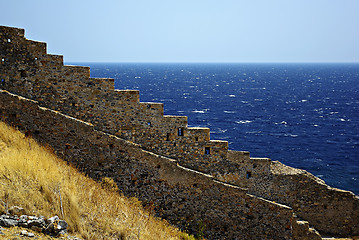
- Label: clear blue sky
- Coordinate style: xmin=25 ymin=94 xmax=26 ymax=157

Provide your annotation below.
xmin=1 ymin=0 xmax=359 ymax=63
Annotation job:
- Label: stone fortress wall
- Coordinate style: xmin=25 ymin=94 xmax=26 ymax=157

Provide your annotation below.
xmin=0 ymin=25 xmax=358 ymax=238
xmin=0 ymin=26 xmax=231 ymax=171
xmin=0 ymin=89 xmax=316 ymax=240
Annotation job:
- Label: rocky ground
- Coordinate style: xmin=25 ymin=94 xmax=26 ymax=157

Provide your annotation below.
xmin=0 ymin=206 xmax=80 ymax=239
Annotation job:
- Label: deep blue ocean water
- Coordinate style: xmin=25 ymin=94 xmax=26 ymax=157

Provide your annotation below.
xmin=72 ymin=63 xmax=359 ymax=195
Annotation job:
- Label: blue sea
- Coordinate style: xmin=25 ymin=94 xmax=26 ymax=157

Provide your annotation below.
xmin=73 ymin=63 xmax=359 ymax=195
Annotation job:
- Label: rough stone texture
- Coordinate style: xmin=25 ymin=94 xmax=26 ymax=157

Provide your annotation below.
xmin=0 ymin=25 xmax=358 ymax=238
xmin=0 ymin=25 xmax=228 ymax=170
xmin=1 ymin=89 xmax=306 ymax=239
xmin=20 ymin=230 xmax=35 ymax=237
xmin=0 ymin=215 xmax=18 ymax=227
xmin=0 ymin=214 xmax=69 ymax=237
xmin=216 ymin=159 xmax=359 ymax=236
xmin=292 ymin=220 xmax=322 ymax=240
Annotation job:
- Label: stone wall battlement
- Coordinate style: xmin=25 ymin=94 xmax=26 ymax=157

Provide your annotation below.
xmin=0 ymin=25 xmax=230 ymax=172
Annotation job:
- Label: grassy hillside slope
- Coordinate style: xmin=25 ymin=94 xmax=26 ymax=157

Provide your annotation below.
xmin=0 ymin=121 xmax=193 ymax=240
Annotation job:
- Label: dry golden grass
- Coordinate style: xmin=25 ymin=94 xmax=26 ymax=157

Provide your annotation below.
xmin=0 ymin=121 xmax=194 ymax=240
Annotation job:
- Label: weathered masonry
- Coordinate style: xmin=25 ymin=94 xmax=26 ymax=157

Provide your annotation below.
xmin=0 ymin=89 xmax=317 ymax=239
xmin=1 ymin=25 xmax=358 ymax=239
xmin=0 ymin=25 xmax=228 ymax=171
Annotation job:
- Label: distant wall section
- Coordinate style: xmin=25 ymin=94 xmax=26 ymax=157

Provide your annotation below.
xmin=218 ymin=155 xmax=359 ymax=236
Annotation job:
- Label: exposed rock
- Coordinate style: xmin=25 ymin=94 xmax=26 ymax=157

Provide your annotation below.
xmin=0 ymin=215 xmax=18 ymax=227
xmin=57 ymin=220 xmax=68 ymax=232
xmin=47 ymin=215 xmax=59 ymax=224
xmin=9 ymin=206 xmax=26 ymax=216
xmin=30 ymin=225 xmax=43 ymax=232
xmin=44 ymin=222 xmax=55 ymax=234
xmin=0 ymin=213 xmax=69 ymax=237
xmin=27 ymin=215 xmax=46 ymax=228
xmin=20 ymin=230 xmax=35 ymax=237
xmin=44 ymin=215 xmax=68 ymax=235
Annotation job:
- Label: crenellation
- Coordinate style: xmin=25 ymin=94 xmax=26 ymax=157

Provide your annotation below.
xmin=0 ymin=25 xmax=25 ymax=40
xmin=63 ymin=65 xmax=90 ymax=78
xmin=140 ymin=102 xmax=164 ymax=116
xmin=187 ymin=127 xmax=210 ymax=142
xmin=43 ymin=54 xmax=63 ymax=67
xmin=115 ymin=89 xmax=140 ymax=103
xmin=208 ymin=140 xmax=229 ymax=157
xmin=247 ymin=158 xmax=271 ymax=177
xmin=26 ymin=40 xmax=47 ymax=55
xmin=227 ymin=150 xmax=251 ymax=162
xmin=87 ymin=77 xmax=115 ymax=91
xmin=163 ymin=115 xmax=188 ymax=127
